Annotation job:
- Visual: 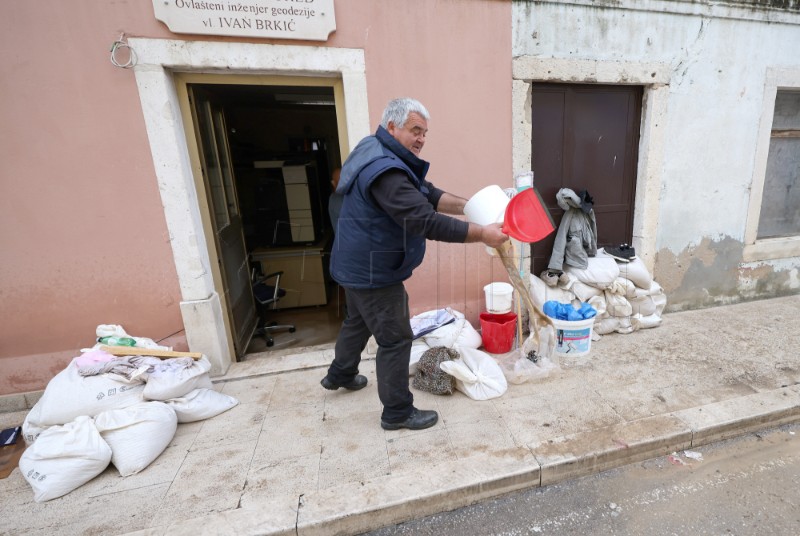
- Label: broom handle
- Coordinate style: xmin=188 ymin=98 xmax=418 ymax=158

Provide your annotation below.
xmin=495 ymin=241 xmax=552 ymax=328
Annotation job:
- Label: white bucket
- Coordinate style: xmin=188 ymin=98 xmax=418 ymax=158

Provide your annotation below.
xmin=464 ymin=185 xmax=510 ymax=226
xmin=551 ymin=317 xmax=595 ymax=357
xmin=483 ymin=282 xmax=514 ymax=314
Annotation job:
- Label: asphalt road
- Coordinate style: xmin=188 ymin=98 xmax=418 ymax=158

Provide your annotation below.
xmin=363 ymin=422 xmax=800 ymax=536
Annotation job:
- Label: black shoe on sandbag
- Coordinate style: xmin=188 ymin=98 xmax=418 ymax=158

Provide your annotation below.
xmin=320 ymin=374 xmax=368 ymax=391
xmin=605 ymin=243 xmax=637 ymax=262
xmin=381 ymin=408 xmax=439 ymax=431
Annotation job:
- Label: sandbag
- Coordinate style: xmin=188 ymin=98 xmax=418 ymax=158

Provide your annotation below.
xmin=612 ymin=277 xmax=638 ymax=299
xmin=629 ymin=295 xmax=657 ymax=317
xmin=94 ymin=402 xmax=177 ymax=476
xmin=422 ymin=310 xmax=482 ymax=349
xmin=593 ymin=316 xmax=620 ymax=335
xmin=632 ymin=313 xmax=663 ymax=330
xmin=143 ymin=356 xmax=212 ymax=401
xmin=35 ymin=357 xmax=146 ymax=426
xmin=564 ymin=253 xmax=620 ymax=290
xmin=570 ymin=280 xmax=604 ymax=302
xmin=616 ymin=257 xmax=653 ymax=290
xmin=22 ymin=402 xmax=49 ymax=445
xmin=439 ymin=347 xmax=507 ymax=400
xmin=529 ymin=274 xmax=577 ymax=310
xmin=19 ymin=416 xmax=111 ymax=502
xmin=604 ymin=291 xmax=633 ymax=318
xmin=164 ymin=388 xmax=239 ymax=423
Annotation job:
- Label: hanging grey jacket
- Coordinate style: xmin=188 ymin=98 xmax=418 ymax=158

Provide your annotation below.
xmin=547 ymin=188 xmax=597 ymax=271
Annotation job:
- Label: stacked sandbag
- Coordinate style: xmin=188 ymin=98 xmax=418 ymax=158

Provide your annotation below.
xmin=532 ymin=250 xmax=667 ymax=337
xmin=94 ymin=402 xmax=178 ymax=477
xmin=19 ymin=325 xmax=239 ymax=502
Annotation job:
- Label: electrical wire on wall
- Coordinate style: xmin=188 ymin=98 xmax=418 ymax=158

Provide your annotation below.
xmin=110 ymin=33 xmax=137 ymax=69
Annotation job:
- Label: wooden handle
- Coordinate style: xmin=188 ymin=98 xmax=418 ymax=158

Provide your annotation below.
xmin=100 ymin=345 xmax=203 ymax=360
xmin=495 ymin=241 xmax=553 ymax=328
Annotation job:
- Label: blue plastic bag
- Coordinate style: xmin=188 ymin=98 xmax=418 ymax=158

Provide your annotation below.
xmin=543 ymin=300 xmax=597 ymax=321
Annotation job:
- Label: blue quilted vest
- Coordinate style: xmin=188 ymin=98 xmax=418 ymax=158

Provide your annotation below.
xmin=331 ymin=127 xmax=430 ymax=289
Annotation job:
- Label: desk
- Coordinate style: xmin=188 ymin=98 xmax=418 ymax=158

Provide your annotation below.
xmin=251 ymin=241 xmax=329 ymax=308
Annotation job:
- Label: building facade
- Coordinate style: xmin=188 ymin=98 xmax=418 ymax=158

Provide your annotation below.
xmin=1 ymin=0 xmax=798 ymax=396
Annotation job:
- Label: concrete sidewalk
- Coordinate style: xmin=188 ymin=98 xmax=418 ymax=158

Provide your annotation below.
xmin=1 ymin=295 xmax=799 ymax=536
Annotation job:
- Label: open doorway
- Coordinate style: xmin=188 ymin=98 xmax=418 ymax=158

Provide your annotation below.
xmin=188 ymin=82 xmax=345 ymax=358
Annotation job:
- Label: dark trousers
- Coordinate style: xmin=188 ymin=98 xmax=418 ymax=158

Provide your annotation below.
xmin=327 ymin=283 xmax=414 ymax=423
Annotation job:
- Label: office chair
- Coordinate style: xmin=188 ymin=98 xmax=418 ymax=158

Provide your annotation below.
xmin=251 ymin=266 xmax=296 ymax=347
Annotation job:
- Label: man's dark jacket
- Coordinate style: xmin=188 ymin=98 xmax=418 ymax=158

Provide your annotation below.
xmin=331 ymin=126 xmax=431 ymax=289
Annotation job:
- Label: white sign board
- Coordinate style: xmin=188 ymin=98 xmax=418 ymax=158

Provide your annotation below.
xmin=152 ymin=0 xmax=336 ymax=41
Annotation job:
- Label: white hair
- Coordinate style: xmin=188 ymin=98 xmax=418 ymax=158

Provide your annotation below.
xmin=380 ymin=98 xmax=430 ymax=129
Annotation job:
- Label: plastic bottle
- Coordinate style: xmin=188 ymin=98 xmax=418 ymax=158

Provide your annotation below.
xmin=514 ymin=171 xmax=534 ymax=192
xmin=98 ymin=336 xmax=137 ymax=347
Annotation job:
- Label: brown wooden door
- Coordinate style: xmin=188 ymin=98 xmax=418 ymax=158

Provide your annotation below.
xmin=530 ymin=83 xmax=642 ymax=276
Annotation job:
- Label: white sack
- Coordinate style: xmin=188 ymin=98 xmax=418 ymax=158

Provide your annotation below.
xmin=164 ymin=388 xmax=239 ymax=423
xmin=35 ymin=358 xmax=145 ymax=426
xmin=612 ymin=277 xmax=638 ymax=299
xmin=409 ymin=339 xmax=431 ymax=376
xmin=143 ymin=356 xmax=213 ymax=401
xmin=633 ymin=280 xmax=664 ymax=298
xmin=529 ymin=274 xmax=577 ymax=310
xmin=604 ymin=291 xmax=633 ymax=318
xmin=629 ymin=295 xmax=657 ymax=317
xmin=652 ymin=292 xmax=668 ymax=315
xmin=616 ymin=257 xmax=653 ymax=290
xmin=564 ymin=253 xmax=620 ymax=290
xmin=570 ymin=280 xmax=603 ymax=302
xmin=593 ymin=316 xmax=620 ymax=335
xmin=94 ymin=402 xmax=177 ymax=476
xmin=615 ymin=317 xmax=634 ymax=334
xmin=587 ymin=295 xmax=607 ymax=318
xmin=19 ymin=416 xmax=111 ymax=502
xmin=422 ymin=310 xmax=482 ymax=349
xmin=439 ymin=347 xmax=507 ymax=401
xmin=22 ymin=401 xmax=49 ymax=445
xmin=631 ymin=313 xmax=663 ymax=330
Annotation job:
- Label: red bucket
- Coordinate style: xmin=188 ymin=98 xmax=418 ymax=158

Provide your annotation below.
xmin=502 ymin=188 xmax=556 ymax=243
xmin=479 ymin=312 xmax=517 ymax=354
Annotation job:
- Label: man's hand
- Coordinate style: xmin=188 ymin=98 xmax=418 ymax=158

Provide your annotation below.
xmin=466 ymin=222 xmax=509 ymax=247
xmin=480 ymin=223 xmax=509 ymax=248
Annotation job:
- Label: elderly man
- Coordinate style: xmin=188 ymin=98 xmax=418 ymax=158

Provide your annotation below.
xmin=321 ymin=98 xmax=508 ymax=430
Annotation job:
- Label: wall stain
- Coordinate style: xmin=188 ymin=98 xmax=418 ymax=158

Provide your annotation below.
xmin=655 ymin=235 xmax=800 ymax=312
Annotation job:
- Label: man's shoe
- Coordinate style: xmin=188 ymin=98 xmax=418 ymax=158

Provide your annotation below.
xmin=604 ymin=243 xmax=637 ymax=262
xmin=320 ymin=374 xmax=368 ymax=391
xmin=381 ymin=408 xmax=438 ymax=430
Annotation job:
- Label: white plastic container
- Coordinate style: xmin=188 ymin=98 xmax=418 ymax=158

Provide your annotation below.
xmin=551 ymin=317 xmax=595 ymax=357
xmin=464 ymin=185 xmax=510 ymax=226
xmin=483 ymin=282 xmax=514 ymax=314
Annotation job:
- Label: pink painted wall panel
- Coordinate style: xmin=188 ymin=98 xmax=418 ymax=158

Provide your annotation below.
xmin=0 ymin=0 xmax=511 ymax=394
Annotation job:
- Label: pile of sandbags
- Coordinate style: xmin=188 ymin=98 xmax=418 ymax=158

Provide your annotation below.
xmin=532 ymin=249 xmax=667 ymax=337
xmin=19 ymin=325 xmax=239 ymax=502
xmin=408 ymin=309 xmax=508 ymax=400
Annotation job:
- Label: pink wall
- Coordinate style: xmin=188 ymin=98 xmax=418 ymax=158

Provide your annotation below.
xmin=0 ymin=0 xmax=512 ymax=394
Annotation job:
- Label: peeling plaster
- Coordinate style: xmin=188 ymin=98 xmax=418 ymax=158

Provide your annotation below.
xmin=656 ymin=236 xmax=800 ymax=311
